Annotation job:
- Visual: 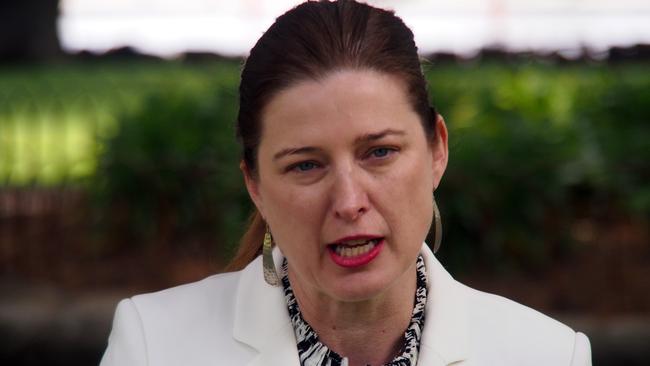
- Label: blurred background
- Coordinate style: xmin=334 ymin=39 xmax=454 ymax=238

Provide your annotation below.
xmin=0 ymin=0 xmax=648 ymax=365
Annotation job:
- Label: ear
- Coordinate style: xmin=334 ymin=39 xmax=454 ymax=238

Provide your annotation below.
xmin=240 ymin=161 xmax=266 ymax=219
xmin=430 ymin=114 xmax=449 ymax=190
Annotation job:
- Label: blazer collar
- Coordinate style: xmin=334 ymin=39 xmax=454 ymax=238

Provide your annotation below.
xmin=232 ymin=244 xmax=469 ymax=366
xmin=418 ymin=244 xmax=470 ymax=365
xmin=233 ymin=247 xmax=299 ymax=366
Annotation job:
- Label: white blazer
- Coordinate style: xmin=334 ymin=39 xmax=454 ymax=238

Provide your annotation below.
xmin=100 ymin=244 xmax=591 ymax=365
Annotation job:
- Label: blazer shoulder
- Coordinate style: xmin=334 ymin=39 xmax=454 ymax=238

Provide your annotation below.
xmin=128 ymin=270 xmax=243 ymax=343
xmin=100 ymin=298 xmax=148 ymax=366
xmin=131 ymin=270 xmax=242 ymax=313
xmin=461 ymin=284 xmax=587 ymax=365
xmin=122 ymin=270 xmax=254 ymax=365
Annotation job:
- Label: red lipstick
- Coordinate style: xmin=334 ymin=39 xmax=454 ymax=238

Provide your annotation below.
xmin=327 ymin=236 xmax=384 ymax=268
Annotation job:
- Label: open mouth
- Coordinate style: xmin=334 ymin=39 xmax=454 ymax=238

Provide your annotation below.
xmin=329 ymin=238 xmax=381 ymax=258
xmin=327 ymin=237 xmax=384 ymax=267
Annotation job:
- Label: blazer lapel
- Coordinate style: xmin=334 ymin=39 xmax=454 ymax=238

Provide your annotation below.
xmin=232 ymin=248 xmax=300 ymax=366
xmin=418 ymin=244 xmax=470 ymax=365
xmin=232 ymin=244 xmax=468 ymax=366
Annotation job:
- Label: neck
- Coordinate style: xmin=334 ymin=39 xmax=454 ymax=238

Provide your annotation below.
xmin=288 ymin=261 xmax=418 ymax=366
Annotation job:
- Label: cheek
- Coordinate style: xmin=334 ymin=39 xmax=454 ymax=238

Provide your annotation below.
xmin=261 ymin=183 xmax=327 ymax=243
xmin=381 ymin=154 xmax=434 ymax=236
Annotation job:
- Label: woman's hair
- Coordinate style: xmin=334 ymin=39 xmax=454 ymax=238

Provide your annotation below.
xmin=227 ymin=0 xmax=437 ymax=271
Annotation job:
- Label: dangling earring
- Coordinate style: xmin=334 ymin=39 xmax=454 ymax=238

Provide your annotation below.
xmin=432 ymin=196 xmax=443 ymax=253
xmin=263 ymin=225 xmax=280 ymax=286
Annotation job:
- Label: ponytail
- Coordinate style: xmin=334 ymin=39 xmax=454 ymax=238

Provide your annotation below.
xmin=225 ymin=210 xmax=266 ymax=271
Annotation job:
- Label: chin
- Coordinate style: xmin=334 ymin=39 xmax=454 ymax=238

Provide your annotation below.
xmin=325 ymin=271 xmax=396 ymax=302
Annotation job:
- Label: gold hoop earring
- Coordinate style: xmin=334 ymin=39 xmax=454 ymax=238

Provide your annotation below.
xmin=263 ymin=225 xmax=280 ymax=286
xmin=432 ymin=197 xmax=442 ymax=253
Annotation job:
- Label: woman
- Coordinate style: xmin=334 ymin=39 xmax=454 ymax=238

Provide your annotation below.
xmin=100 ymin=1 xmax=591 ymax=365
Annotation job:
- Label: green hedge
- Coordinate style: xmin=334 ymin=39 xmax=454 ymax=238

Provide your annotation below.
xmin=1 ymin=60 xmax=648 ymax=270
xmin=0 ymin=61 xmax=239 ymax=185
xmin=427 ymin=62 xmax=649 ymax=270
xmin=92 ymin=87 xmax=250 ymax=252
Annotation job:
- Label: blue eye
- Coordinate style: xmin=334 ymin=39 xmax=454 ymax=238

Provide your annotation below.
xmin=371 ymin=148 xmax=391 ymax=158
xmin=295 ymin=161 xmax=317 ymax=172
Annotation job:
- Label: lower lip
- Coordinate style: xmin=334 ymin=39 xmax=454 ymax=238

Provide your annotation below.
xmin=328 ymin=239 xmax=384 ymax=268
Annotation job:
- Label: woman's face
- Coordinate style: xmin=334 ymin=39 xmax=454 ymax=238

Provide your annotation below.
xmin=244 ymin=69 xmax=448 ymax=302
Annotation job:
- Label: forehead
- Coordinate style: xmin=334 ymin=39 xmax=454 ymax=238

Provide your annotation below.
xmin=259 ymin=69 xmax=421 ymax=148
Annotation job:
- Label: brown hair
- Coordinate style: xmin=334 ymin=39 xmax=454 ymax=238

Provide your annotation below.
xmin=227 ymin=0 xmax=437 ymax=271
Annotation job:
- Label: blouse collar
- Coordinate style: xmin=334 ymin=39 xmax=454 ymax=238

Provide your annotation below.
xmin=231 ymin=243 xmax=470 ymax=366
xmin=280 ymin=255 xmax=428 ymax=366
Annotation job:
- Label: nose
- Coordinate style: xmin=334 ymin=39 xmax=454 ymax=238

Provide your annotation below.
xmin=331 ymin=168 xmax=369 ymax=222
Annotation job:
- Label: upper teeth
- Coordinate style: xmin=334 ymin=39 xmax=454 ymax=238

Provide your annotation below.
xmin=343 ymin=239 xmax=372 ymax=246
xmin=335 ymin=240 xmax=377 ymax=257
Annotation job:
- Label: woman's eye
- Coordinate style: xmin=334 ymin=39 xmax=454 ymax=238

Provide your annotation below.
xmin=369 ymin=147 xmax=395 ymax=159
xmin=292 ymin=161 xmax=318 ymax=172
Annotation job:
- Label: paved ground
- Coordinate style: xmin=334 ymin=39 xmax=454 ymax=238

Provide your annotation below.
xmin=0 ymin=281 xmax=124 ymax=366
xmin=1 ymin=282 xmax=649 ymax=365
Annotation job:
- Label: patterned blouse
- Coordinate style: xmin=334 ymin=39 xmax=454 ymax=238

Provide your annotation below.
xmin=281 ymin=255 xmax=428 ymax=366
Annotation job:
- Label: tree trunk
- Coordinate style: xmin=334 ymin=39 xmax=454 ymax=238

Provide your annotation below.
xmin=0 ymin=0 xmax=61 ymax=62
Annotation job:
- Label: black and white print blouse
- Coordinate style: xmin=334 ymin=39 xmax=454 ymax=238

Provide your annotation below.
xmin=281 ymin=255 xmax=428 ymax=366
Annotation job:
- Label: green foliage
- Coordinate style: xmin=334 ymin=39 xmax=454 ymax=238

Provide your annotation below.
xmin=0 ymin=60 xmax=240 ymax=185
xmin=574 ymin=70 xmax=650 ymax=213
xmin=1 ymin=60 xmax=648 ymax=269
xmin=92 ymin=86 xmax=250 ymax=252
xmin=426 ymin=62 xmax=650 ymax=272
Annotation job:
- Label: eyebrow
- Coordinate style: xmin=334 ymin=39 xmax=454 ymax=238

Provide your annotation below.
xmin=354 ymin=128 xmax=406 ymax=144
xmin=272 ymin=129 xmax=406 ymax=161
xmin=273 ymin=146 xmax=322 ymax=161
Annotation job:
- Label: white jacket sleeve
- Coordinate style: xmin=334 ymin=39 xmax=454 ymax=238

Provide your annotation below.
xmin=570 ymin=332 xmax=592 ymax=366
xmin=99 ymin=299 xmax=148 ymax=366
